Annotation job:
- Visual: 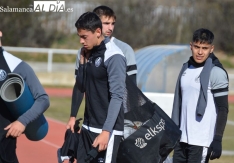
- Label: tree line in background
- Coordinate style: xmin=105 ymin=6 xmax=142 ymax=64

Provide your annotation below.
xmin=103 ymin=0 xmax=234 ymax=53
xmin=0 ymin=0 xmax=64 ymax=48
xmin=0 ymin=0 xmax=234 ymax=54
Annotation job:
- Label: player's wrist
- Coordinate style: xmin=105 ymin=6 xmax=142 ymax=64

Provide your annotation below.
xmin=69 ymin=117 xmax=76 ymax=120
xmin=213 ymin=135 xmax=222 ymax=142
xmin=101 ymin=130 xmax=110 ymax=135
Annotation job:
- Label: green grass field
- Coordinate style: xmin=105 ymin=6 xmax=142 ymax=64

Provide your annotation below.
xmin=44 ymin=97 xmax=85 ymax=123
xmin=44 ymin=97 xmax=234 ymax=163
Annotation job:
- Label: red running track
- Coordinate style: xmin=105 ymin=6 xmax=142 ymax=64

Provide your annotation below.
xmin=17 ymin=118 xmax=70 ymax=163
xmin=16 ymin=88 xmax=74 ymax=163
xmin=44 ymin=87 xmax=73 ymax=97
xmin=44 ymin=87 xmax=234 ymax=102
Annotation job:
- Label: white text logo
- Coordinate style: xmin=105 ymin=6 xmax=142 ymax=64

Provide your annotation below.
xmin=145 ymin=119 xmax=165 ymax=140
xmin=134 ymin=118 xmax=165 ymax=149
xmin=34 ymin=1 xmax=73 ymax=12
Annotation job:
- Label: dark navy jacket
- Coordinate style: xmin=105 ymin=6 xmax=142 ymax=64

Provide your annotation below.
xmin=76 ymin=38 xmax=126 ymax=134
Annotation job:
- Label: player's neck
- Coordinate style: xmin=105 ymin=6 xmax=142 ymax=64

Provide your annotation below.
xmin=97 ymin=35 xmax=105 ymax=46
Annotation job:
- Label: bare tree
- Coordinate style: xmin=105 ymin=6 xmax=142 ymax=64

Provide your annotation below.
xmin=0 ymin=0 xmax=64 ymax=47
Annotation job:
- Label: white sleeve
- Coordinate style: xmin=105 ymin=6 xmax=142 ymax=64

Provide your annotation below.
xmin=210 ymin=66 xmax=229 ymax=97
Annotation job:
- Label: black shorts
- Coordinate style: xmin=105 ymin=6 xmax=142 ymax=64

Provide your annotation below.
xmin=173 ymin=142 xmax=210 ymax=163
xmin=0 ymin=136 xmax=18 ymax=163
xmin=0 ymin=97 xmax=18 ymax=163
xmin=77 ymin=127 xmax=122 ymax=163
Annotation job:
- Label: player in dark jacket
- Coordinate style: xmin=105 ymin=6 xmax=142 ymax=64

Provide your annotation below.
xmin=66 ymin=6 xmax=136 ymax=133
xmin=60 ymin=12 xmax=126 ymax=163
xmin=0 ymin=31 xmax=50 ymax=163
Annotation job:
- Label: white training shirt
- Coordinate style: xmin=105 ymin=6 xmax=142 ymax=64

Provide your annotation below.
xmin=180 ymin=65 xmax=217 ymax=147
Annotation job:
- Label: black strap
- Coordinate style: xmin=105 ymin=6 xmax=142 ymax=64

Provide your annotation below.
xmin=0 ymin=48 xmax=12 ymax=128
xmin=0 ymin=49 xmax=17 ymax=161
xmin=0 ymin=49 xmax=11 ymax=86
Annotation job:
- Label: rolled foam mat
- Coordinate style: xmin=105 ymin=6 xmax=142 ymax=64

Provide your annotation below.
xmin=0 ymin=73 xmax=48 ymax=141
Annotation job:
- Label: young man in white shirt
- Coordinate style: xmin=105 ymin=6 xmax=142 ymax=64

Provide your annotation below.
xmin=171 ymin=28 xmax=229 ymax=163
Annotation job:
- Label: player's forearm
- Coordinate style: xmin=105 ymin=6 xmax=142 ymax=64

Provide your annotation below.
xmin=102 ymin=97 xmax=123 ymax=132
xmin=70 ymin=82 xmax=84 ymax=117
xmin=18 ymin=95 xmax=49 ymax=126
xmin=103 ymin=54 xmax=126 ymax=132
xmin=214 ymin=95 xmax=228 ymax=138
xmin=76 ymin=63 xmax=86 ymax=92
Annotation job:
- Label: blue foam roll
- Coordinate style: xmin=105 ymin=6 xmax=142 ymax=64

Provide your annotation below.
xmin=0 ymin=73 xmax=48 ymax=141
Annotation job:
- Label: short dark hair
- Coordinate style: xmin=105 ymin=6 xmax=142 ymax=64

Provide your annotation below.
xmin=75 ymin=12 xmax=102 ymax=33
xmin=93 ymin=5 xmax=116 ymax=20
xmin=192 ymin=28 xmax=214 ymax=44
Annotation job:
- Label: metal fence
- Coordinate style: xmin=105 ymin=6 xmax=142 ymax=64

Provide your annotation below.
xmin=3 ymin=46 xmax=77 ymax=72
xmin=3 ymin=46 xmax=234 ymax=93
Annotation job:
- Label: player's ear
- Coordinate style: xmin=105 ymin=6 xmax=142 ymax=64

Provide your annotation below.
xmin=95 ymin=28 xmax=102 ymax=38
xmin=210 ymin=45 xmax=214 ymax=53
xmin=190 ymin=42 xmax=193 ymax=51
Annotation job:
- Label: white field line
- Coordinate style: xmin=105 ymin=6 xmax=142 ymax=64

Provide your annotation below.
xmin=41 ymin=139 xmax=61 ymax=148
